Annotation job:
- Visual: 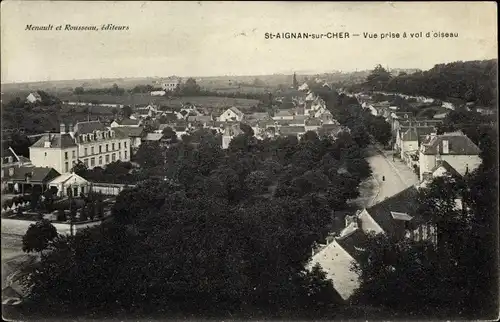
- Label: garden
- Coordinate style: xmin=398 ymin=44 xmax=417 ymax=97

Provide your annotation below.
xmin=1 ymin=188 xmax=116 ymax=224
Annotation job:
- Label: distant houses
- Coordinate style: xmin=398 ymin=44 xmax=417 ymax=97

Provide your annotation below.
xmin=26 ymin=92 xmax=42 ymax=104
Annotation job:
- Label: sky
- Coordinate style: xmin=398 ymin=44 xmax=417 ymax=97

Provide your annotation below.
xmin=1 ymin=1 xmax=497 ymax=83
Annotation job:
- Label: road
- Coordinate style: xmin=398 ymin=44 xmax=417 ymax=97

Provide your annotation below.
xmin=351 ymin=145 xmax=420 ymax=209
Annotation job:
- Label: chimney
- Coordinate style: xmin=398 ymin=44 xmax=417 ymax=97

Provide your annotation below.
xmin=442 ymin=139 xmax=449 ymax=154
xmin=60 ymin=123 xmax=66 ymax=134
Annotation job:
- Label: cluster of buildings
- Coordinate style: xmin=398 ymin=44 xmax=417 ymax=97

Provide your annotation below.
xmin=306 ymin=90 xmax=483 ymax=301
xmin=1 ymin=120 xmax=132 ymax=196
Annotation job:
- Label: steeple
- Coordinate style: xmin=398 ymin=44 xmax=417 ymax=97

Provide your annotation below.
xmin=292 ymin=72 xmax=298 ymax=89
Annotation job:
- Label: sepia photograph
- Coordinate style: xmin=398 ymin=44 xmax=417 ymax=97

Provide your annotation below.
xmin=1 ymin=1 xmax=498 ymax=321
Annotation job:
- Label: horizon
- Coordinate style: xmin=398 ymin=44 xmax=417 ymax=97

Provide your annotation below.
xmin=1 ymin=1 xmax=497 ymax=84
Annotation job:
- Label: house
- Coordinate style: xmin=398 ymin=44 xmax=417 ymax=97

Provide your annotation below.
xmin=418 ymin=160 xmax=462 ymax=189
xmin=150 ymin=90 xmax=166 ymax=96
xmin=272 ymin=109 xmax=295 ymax=121
xmin=29 ymin=121 xmax=131 ymax=174
xmin=298 ymin=83 xmax=309 ymax=91
xmin=112 ymin=126 xmax=145 ymax=151
xmin=143 ymin=132 xmax=164 ymax=142
xmin=218 ymin=107 xmax=245 ymax=122
xmin=307 ymin=227 xmax=368 ymax=300
xmin=305 ymin=92 xmax=315 ymax=102
xmin=3 ymin=166 xmax=60 ymax=194
xmin=419 ymin=131 xmax=482 ymax=181
xmin=1 ymin=147 xmax=33 ymax=191
xmin=48 ymin=172 xmax=91 ymax=197
xmin=110 ymin=118 xmax=142 ymax=128
xmin=356 ymin=186 xmax=437 ymax=244
xmin=161 ymin=77 xmax=181 ymax=91
xmin=26 ymin=92 xmax=42 ymax=104
xmin=187 ymin=115 xmax=213 ymax=125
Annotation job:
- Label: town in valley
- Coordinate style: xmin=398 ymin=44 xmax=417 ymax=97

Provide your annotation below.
xmin=1 ymin=1 xmax=498 ymax=321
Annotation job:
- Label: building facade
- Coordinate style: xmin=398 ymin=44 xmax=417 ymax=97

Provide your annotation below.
xmin=29 ymin=121 xmax=131 ymax=174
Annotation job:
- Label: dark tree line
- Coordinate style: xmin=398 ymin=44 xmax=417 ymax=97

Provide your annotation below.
xmin=23 ymin=122 xmax=374 ymax=318
xmin=355 ymin=60 xmax=497 ymax=107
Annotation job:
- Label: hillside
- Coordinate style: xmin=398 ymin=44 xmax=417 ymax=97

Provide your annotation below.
xmin=356 ymin=59 xmax=498 ymax=107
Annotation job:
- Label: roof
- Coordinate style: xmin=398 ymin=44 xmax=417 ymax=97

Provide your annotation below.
xmin=73 ymin=121 xmax=107 ymax=135
xmin=421 ymin=132 xmax=481 ymax=155
xmin=229 ymin=107 xmax=244 ymax=118
xmin=30 ymin=133 xmax=77 ymax=149
xmin=365 ymin=186 xmax=419 ymax=236
xmin=247 ymin=112 xmax=270 ymax=120
xmin=112 ymin=126 xmax=144 ymax=137
xmin=318 ymin=124 xmax=343 ymax=136
xmin=115 ymin=119 xmax=140 ymax=126
xmin=274 ymin=109 xmax=295 ymax=117
xmin=2 ymin=147 xmax=19 ymax=162
xmin=187 ymin=115 xmax=213 ymax=123
xmin=49 ymin=172 xmax=88 ymax=185
xmin=335 ymin=228 xmax=369 ymax=262
xmin=8 ymin=166 xmax=60 ymax=182
xmin=144 ymin=133 xmax=164 ymax=141
xmin=279 ymin=126 xmax=306 ymax=135
xmin=429 ymin=160 xmax=462 ymax=178
xmin=401 ymin=128 xmax=418 ymax=141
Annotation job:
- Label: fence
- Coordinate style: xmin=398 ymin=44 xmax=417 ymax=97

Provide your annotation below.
xmin=90 ymin=182 xmax=135 ymax=196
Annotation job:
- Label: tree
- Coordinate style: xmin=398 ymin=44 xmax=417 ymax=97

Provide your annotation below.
xmin=161 ymin=126 xmax=178 ymax=142
xmin=122 ymin=105 xmax=133 ymax=118
xmin=71 ymin=161 xmax=88 ymax=177
xmin=182 ymin=78 xmax=201 ymax=96
xmin=22 ymin=219 xmax=58 ymax=256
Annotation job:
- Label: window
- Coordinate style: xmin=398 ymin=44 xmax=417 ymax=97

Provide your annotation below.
xmin=84 ymin=159 xmax=89 ymax=167
xmin=65 ymin=162 xmax=69 ymax=172
xmin=112 ymin=153 xmax=116 ymax=161
xmin=84 ymin=148 xmax=88 ymax=156
xmin=105 ymin=154 xmax=110 ymax=163
xmin=119 ymin=152 xmax=122 ymax=159
xmin=112 ymin=143 xmax=115 ymax=150
xmin=124 ymin=141 xmax=127 ymax=149
xmin=91 ymin=147 xmax=95 ymax=154
xmin=9 ymin=168 xmax=14 ymax=176
xmin=106 ymin=144 xmax=109 ymax=152
xmin=118 ymin=142 xmax=121 ymax=149
xmin=90 ymin=157 xmax=95 ymax=166
xmin=72 ymin=160 xmax=76 ymax=166
xmin=124 ymin=151 xmax=127 ymax=159
xmin=65 ymin=152 xmax=68 ymax=160
xmin=99 ymin=145 xmax=102 ymax=153
xmin=99 ymin=156 xmax=103 ymax=165
xmin=72 ymin=150 xmax=76 ymax=158
xmin=44 ymin=152 xmax=47 ymax=157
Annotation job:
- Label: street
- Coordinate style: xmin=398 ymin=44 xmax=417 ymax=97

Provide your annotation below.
xmin=351 ymin=145 xmax=420 ymax=209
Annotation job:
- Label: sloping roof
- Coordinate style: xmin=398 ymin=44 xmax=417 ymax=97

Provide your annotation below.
xmin=229 ymin=107 xmax=244 ymax=118
xmin=318 ymin=124 xmax=343 ymax=136
xmin=429 ymin=160 xmax=462 ymax=178
xmin=247 ymin=112 xmax=270 ymax=120
xmin=421 ymin=132 xmax=481 ymax=155
xmin=73 ymin=121 xmax=107 ymax=135
xmin=30 ymin=133 xmax=77 ymax=149
xmin=112 ymin=126 xmax=144 ymax=138
xmin=49 ymin=172 xmax=88 ymax=185
xmin=116 ymin=119 xmax=140 ymax=126
xmin=365 ymin=186 xmax=419 ymax=236
xmin=8 ymin=166 xmax=60 ymax=182
xmin=335 ymin=228 xmax=369 ymax=262
xmin=143 ymin=133 xmax=164 ymax=141
xmin=400 ymin=126 xmax=436 ymax=142
xmin=279 ymin=126 xmax=306 ymax=135
xmin=2 ymin=147 xmax=20 ymax=162
xmin=274 ymin=109 xmax=295 ymax=117
xmin=401 ymin=128 xmax=418 ymax=141
xmin=187 ymin=115 xmax=213 ymax=123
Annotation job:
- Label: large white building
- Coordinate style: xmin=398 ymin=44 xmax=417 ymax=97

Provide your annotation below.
xmin=29 ymin=121 xmax=131 ymax=174
xmin=418 ymin=131 xmax=482 ymax=181
xmin=161 ymin=77 xmax=181 ymax=91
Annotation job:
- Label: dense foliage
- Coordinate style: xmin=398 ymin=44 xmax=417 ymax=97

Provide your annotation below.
xmin=23 ymin=116 xmax=374 ymax=317
xmin=355 ymin=60 xmax=497 ymax=107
